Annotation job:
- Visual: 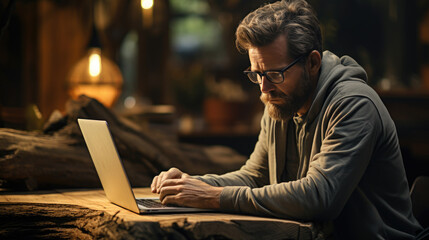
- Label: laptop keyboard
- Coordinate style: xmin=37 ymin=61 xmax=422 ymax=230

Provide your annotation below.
xmin=136 ymin=199 xmax=168 ymax=208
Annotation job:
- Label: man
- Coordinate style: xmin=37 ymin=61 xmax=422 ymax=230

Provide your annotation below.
xmin=151 ymin=0 xmax=422 ymax=238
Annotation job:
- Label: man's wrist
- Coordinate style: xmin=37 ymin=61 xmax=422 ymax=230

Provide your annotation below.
xmin=210 ymin=186 xmax=224 ymax=209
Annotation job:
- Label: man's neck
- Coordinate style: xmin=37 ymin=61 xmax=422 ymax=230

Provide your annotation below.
xmin=297 ymin=75 xmax=319 ymax=117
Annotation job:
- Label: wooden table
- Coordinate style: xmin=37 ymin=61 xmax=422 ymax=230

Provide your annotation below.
xmin=0 ymin=188 xmax=320 ymax=239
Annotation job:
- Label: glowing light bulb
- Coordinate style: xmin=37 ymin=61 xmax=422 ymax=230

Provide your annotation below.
xmin=89 ymin=52 xmax=101 ymax=77
xmin=141 ymin=0 xmax=153 ymax=10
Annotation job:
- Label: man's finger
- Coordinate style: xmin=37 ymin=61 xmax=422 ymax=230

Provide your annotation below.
xmin=159 ymin=178 xmax=184 ymax=189
xmin=166 ymin=168 xmax=183 ymax=179
xmin=159 ymin=185 xmax=183 ymax=202
xmin=157 ymin=168 xmax=183 ymax=193
xmin=157 ymin=177 xmax=188 ymax=202
xmin=154 ymin=173 xmax=163 ymax=193
xmin=155 ymin=171 xmax=168 ymax=193
xmin=151 ymin=175 xmax=159 ymax=193
xmin=161 ymin=194 xmax=176 ymax=206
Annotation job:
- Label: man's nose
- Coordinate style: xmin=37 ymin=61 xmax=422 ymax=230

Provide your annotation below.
xmin=260 ymin=76 xmax=276 ymax=93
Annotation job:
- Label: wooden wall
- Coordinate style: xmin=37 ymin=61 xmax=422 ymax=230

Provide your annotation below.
xmin=37 ymin=1 xmax=91 ymax=118
xmin=0 ymin=1 xmax=91 ymax=127
xmin=0 ymin=0 xmax=170 ymax=128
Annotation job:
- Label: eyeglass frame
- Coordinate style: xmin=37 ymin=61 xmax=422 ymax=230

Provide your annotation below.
xmin=243 ymin=53 xmax=307 ymax=84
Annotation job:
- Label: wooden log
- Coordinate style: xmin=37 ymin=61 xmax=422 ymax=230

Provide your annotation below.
xmin=0 ymin=202 xmax=317 ymax=240
xmin=0 ymin=96 xmax=246 ymax=190
xmin=0 ymin=202 xmax=179 ymax=239
xmin=0 ymin=129 xmax=101 ymax=190
xmin=0 ymin=188 xmax=321 ymax=239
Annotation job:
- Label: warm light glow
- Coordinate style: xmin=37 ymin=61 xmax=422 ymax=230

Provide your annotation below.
xmin=89 ymin=52 xmax=101 ymax=77
xmin=68 ymin=47 xmax=123 ymax=108
xmin=69 ymin=85 xmax=119 ymax=107
xmin=141 ymin=0 xmax=153 ymax=9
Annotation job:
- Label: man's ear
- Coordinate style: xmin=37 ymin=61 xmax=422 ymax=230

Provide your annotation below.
xmin=307 ymin=50 xmax=321 ymax=76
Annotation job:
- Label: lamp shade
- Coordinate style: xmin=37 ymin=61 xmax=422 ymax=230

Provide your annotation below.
xmin=68 ymin=48 xmax=123 ymax=107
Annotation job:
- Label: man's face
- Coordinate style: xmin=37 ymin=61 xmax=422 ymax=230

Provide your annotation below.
xmin=248 ymin=35 xmax=314 ymax=121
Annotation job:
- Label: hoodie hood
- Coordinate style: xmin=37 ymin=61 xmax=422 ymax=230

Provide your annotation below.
xmin=305 ymin=51 xmax=368 ymax=125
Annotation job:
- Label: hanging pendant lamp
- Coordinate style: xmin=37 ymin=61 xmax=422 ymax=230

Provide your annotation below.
xmin=67 ymin=1 xmax=123 ymax=108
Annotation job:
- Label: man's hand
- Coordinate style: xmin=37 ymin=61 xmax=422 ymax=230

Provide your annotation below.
xmin=151 ymin=167 xmax=184 ymax=194
xmin=151 ymin=167 xmax=223 ymax=209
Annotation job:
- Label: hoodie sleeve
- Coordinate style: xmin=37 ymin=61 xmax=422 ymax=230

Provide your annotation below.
xmin=218 ymin=96 xmax=381 ymax=221
xmin=195 ymin=110 xmax=271 ymax=188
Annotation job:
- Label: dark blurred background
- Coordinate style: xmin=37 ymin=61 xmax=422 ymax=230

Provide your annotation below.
xmin=1 ymin=0 xmax=428 ymax=184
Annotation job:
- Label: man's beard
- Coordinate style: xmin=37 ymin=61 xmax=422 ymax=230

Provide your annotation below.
xmin=260 ymin=69 xmax=313 ymax=121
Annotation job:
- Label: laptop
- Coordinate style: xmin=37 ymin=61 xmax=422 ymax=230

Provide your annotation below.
xmin=78 ymin=118 xmax=214 ymax=214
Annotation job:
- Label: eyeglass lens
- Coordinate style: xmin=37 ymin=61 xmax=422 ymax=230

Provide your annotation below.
xmin=247 ymin=72 xmax=283 ymax=84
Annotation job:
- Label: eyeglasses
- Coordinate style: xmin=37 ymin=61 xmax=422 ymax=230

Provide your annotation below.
xmin=243 ymin=54 xmax=306 ymax=84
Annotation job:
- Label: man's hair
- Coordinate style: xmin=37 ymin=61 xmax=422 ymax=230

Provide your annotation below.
xmin=235 ymin=0 xmax=322 ymax=61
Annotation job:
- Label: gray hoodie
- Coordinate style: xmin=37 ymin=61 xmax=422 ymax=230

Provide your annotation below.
xmin=197 ymin=51 xmax=422 ymax=239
